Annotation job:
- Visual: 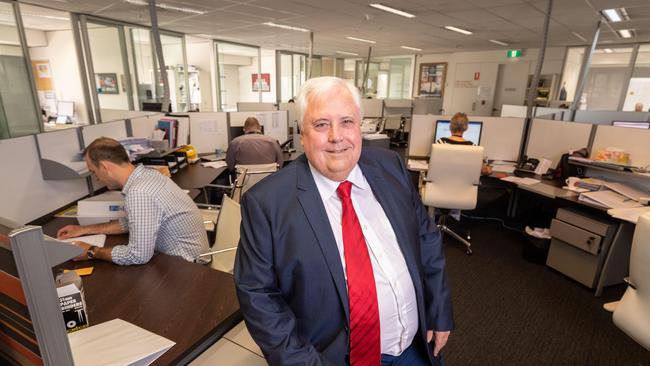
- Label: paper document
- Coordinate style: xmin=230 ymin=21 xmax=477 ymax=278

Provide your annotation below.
xmin=603 ymin=182 xmax=648 ymax=202
xmin=579 ymin=190 xmax=643 ymax=209
xmin=608 ymin=207 xmax=650 ymax=224
xmin=500 ymin=176 xmax=540 ymax=185
xmin=63 ymin=234 xmax=106 ymax=248
xmin=69 ymin=318 xmax=175 ymax=366
xmin=200 ymin=161 xmax=227 ymax=169
xmin=491 ymin=165 xmax=516 ymax=173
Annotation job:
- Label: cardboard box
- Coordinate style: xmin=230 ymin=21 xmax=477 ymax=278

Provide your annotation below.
xmin=56 ymin=272 xmax=89 ymax=333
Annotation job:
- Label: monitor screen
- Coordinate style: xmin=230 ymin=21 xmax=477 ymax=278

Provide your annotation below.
xmin=229 ymin=126 xmax=264 ymax=140
xmin=434 ymin=120 xmax=483 ymax=145
xmin=612 ymin=121 xmax=650 ymax=129
xmin=57 ymin=101 xmax=74 ymax=117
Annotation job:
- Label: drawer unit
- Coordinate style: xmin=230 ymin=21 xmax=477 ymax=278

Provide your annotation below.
xmin=547 ymin=208 xmax=616 ymax=289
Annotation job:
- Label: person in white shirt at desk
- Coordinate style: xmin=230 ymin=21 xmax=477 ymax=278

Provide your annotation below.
xmin=435 ymin=112 xmax=492 ymax=176
xmin=57 ymin=137 xmax=209 ymax=265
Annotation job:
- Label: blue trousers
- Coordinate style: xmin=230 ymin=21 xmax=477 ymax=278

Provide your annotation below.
xmin=380 ymin=343 xmax=444 ymax=366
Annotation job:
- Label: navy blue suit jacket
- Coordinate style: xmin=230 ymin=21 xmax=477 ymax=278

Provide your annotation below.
xmin=234 ymin=147 xmax=453 ymax=365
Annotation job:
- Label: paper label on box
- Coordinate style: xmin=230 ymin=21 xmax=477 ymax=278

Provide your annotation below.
xmin=57 ymin=283 xmax=89 ymax=332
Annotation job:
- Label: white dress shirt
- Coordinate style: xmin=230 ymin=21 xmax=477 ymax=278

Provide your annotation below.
xmin=309 ymin=163 xmax=419 ymax=356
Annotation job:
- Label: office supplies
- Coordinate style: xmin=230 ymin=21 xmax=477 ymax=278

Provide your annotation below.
xmin=201 ymin=161 xmax=228 ymax=169
xmin=607 ymin=206 xmax=650 ymax=223
xmin=603 ymin=182 xmax=648 ymax=202
xmin=56 ymin=271 xmax=88 ymax=332
xmin=579 ymin=190 xmax=643 ymax=209
xmin=68 ymin=318 xmax=175 ymax=366
xmin=62 ymin=234 xmax=106 ymax=248
xmin=64 ymin=267 xmax=94 ymax=276
xmin=76 ymin=192 xmax=126 ymax=225
xmin=434 ymin=119 xmax=483 ymax=145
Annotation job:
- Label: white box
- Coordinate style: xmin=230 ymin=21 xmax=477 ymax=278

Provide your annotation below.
xmin=78 ymin=191 xmax=125 ymax=216
xmin=76 ymin=214 xmax=125 ymax=226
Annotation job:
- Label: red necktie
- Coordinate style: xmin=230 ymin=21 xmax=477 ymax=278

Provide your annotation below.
xmin=337 ymin=181 xmax=380 ymax=366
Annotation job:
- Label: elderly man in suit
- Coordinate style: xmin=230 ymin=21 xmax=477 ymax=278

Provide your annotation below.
xmin=234 ymin=76 xmax=453 ymax=365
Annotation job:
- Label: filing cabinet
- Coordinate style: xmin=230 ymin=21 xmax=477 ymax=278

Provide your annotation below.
xmin=547 ymin=208 xmax=617 ymax=288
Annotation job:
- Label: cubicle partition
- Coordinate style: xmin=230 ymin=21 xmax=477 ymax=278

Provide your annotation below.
xmin=572 ymin=110 xmax=650 ymax=124
xmin=129 ymin=113 xmax=165 ymax=138
xmin=236 ymin=102 xmax=277 ymax=112
xmin=228 ymin=110 xmax=288 ymax=144
xmin=525 ymin=119 xmax=593 ymax=165
xmin=81 ymin=120 xmax=128 ymax=144
xmin=407 ymin=114 xmax=525 ymax=162
xmin=413 ymin=98 xmax=443 ymax=115
xmin=188 ymin=112 xmax=228 ymax=154
xmin=592 ymin=125 xmax=650 ymax=167
xmin=278 ymin=102 xmax=300 ymax=127
xmin=361 ymin=99 xmax=384 ymax=118
xmin=100 ymin=109 xmax=162 ymax=123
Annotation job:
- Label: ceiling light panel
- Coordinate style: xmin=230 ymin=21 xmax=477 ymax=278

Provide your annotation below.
xmin=489 ymin=39 xmax=508 ymax=46
xmin=601 ymin=8 xmax=622 ymax=22
xmin=618 ymin=29 xmax=633 ymax=38
xmin=444 ymin=26 xmax=472 ymax=35
xmin=369 ymin=3 xmax=415 ymax=18
xmin=263 ymin=22 xmax=310 ymax=32
xmin=336 ymin=50 xmax=359 ymax=56
xmin=346 ymin=36 xmax=376 ymax=44
xmin=400 ymin=46 xmax=422 ymax=51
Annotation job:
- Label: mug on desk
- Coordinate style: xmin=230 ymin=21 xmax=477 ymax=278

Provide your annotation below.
xmin=565 ymin=177 xmax=581 ymax=188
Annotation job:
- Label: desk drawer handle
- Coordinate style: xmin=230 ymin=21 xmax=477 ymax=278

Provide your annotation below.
xmin=586 ymin=236 xmax=596 ymax=245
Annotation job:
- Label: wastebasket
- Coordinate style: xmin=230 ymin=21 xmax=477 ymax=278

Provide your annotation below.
xmin=522 ymin=226 xmax=551 ymax=265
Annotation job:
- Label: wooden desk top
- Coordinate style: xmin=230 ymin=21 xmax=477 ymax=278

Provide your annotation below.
xmin=43 ymin=218 xmax=241 ymax=365
xmin=172 ymin=164 xmax=227 ymax=190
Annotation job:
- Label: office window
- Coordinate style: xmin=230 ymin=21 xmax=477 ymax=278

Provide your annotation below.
xmin=158 ymin=33 xmax=187 ymax=113
xmin=559 ymin=47 xmax=584 ymax=103
xmin=278 ymin=52 xmax=293 ymax=101
xmin=582 ymin=47 xmax=633 ymax=111
xmin=388 ymin=57 xmax=413 ymax=99
xmin=292 ymin=54 xmax=305 ymax=99
xmin=215 ymin=42 xmax=260 ymax=111
xmin=0 ymin=2 xmax=41 ymax=139
xmin=260 ymin=48 xmax=276 ymax=103
xmin=185 ymin=35 xmax=214 ymax=112
xmin=623 ymin=44 xmax=650 ymax=111
xmin=127 ymin=27 xmax=156 ymax=111
xmin=22 ymin=4 xmax=88 ymax=128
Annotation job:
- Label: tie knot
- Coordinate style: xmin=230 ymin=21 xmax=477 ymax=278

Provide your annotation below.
xmin=336 ymin=180 xmax=352 ymax=200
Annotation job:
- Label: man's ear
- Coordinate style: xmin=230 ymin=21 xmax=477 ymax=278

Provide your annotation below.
xmin=98 ymin=160 xmax=112 ymax=173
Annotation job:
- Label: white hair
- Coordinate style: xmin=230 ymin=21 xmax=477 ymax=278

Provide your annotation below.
xmin=296 ymin=76 xmax=363 ymax=128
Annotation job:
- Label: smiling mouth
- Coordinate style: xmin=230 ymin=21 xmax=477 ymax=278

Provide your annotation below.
xmin=326 ymin=147 xmax=351 ymax=154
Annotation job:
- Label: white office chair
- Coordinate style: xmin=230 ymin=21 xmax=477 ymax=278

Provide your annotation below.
xmin=198 ymin=194 xmax=242 ymax=273
xmin=236 ymin=163 xmax=278 ymax=195
xmin=422 ymin=144 xmax=484 ymax=255
xmin=613 ymin=213 xmax=650 ymax=350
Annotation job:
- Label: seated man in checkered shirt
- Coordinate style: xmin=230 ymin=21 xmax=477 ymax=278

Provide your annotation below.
xmin=57 ymin=137 xmax=209 ymax=265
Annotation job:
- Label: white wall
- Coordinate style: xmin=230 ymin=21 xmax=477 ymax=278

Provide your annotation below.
xmin=414 ymin=47 xmax=566 ymax=115
xmin=29 ymin=30 xmax=89 ymax=124
xmin=0 ymin=25 xmax=46 ymax=47
xmin=238 ymin=55 xmax=260 ymax=103
xmin=186 ymin=38 xmax=214 ymax=112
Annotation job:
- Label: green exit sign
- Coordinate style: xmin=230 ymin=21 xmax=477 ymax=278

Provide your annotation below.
xmin=507 ymin=49 xmax=522 ymax=58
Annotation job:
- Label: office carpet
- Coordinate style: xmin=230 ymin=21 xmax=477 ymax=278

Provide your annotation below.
xmin=440 ymin=219 xmax=650 ymax=365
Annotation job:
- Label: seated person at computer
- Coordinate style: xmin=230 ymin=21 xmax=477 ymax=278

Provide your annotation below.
xmin=57 ymin=137 xmax=209 ymax=265
xmin=225 ymin=117 xmax=283 ymax=171
xmin=436 ymin=112 xmax=492 ymax=175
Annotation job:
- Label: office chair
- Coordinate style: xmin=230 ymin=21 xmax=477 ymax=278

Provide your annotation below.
xmin=422 ymin=144 xmax=484 ymax=255
xmin=236 ymin=163 xmax=278 ymax=195
xmin=197 ymin=194 xmax=242 ymax=273
xmin=201 ymin=167 xmax=247 ymax=204
xmin=612 ymin=213 xmax=650 ymax=350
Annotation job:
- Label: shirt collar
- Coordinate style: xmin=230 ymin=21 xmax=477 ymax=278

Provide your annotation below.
xmin=308 ymin=162 xmax=369 ymax=201
xmin=121 ymin=164 xmax=145 ymax=195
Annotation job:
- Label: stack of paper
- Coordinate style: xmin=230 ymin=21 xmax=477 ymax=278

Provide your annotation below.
xmin=579 ymin=190 xmax=643 ymax=209
xmin=201 ymin=161 xmax=228 ymax=169
xmin=500 ymin=176 xmax=541 ymax=185
xmin=69 ymin=318 xmax=175 ymax=366
xmin=62 ymin=234 xmax=106 ymax=248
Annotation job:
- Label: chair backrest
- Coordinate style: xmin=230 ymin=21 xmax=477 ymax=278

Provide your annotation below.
xmin=214 ymin=194 xmax=242 ymax=251
xmin=423 ymin=143 xmax=484 ymax=210
xmin=384 ymin=114 xmax=402 ymax=130
xmin=236 ymin=163 xmax=278 ymax=195
xmin=613 ymin=213 xmax=650 ymax=350
xmin=231 ymin=168 xmax=247 ymax=203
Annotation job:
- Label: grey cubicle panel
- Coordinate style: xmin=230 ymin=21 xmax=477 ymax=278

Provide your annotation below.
xmin=188 ymin=112 xmax=229 ymax=153
xmin=413 ymin=98 xmax=443 ymax=115
xmin=237 ymin=102 xmax=277 ymax=112
xmin=592 ymin=125 xmax=650 ymax=167
xmin=278 ymin=102 xmax=300 ymax=126
xmin=408 ymin=114 xmax=447 ymax=157
xmin=35 ymin=128 xmax=87 ymax=180
xmin=360 ymin=99 xmax=383 ymax=118
xmin=81 ymin=120 xmax=128 ymax=145
xmin=228 ymin=111 xmax=288 ymax=143
xmin=526 ymin=119 xmax=592 ymax=166
xmin=501 ymin=104 xmax=528 ymax=118
xmin=129 ymin=113 xmax=164 ymax=138
xmin=480 ymin=117 xmax=525 ymax=161
xmin=572 ymin=110 xmax=650 ymax=125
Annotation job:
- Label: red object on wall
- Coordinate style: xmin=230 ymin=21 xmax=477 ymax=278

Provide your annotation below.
xmin=474 ymin=72 xmax=480 ymax=80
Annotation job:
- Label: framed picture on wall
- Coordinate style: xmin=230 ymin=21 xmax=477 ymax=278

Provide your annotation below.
xmin=96 ymin=73 xmax=119 ymax=94
xmin=252 ymin=73 xmax=271 ymax=92
xmin=418 ymin=63 xmax=446 ymax=97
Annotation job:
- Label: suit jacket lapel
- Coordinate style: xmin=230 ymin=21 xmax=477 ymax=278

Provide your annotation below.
xmin=295 ymin=155 xmax=350 ymax=321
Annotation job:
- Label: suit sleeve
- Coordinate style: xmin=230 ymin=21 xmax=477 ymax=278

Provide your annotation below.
xmin=234 ymin=192 xmax=336 ymax=366
xmin=395 ymin=152 xmax=454 ymax=332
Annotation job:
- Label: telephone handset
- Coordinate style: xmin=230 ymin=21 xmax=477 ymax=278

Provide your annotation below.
xmin=518 ymin=156 xmax=540 ymax=172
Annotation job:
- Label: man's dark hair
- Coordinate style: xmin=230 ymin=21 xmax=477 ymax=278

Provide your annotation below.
xmin=244 ymin=117 xmax=262 ymax=132
xmin=83 ymin=137 xmax=130 ymax=166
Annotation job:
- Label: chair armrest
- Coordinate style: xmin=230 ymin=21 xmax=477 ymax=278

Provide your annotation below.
xmin=624 ymin=277 xmax=637 ymax=290
xmin=196 ymin=203 xmax=221 ymax=209
xmin=204 ymin=184 xmax=233 ymax=189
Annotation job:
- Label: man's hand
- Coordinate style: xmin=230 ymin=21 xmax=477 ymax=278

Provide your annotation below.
xmin=427 ymin=330 xmax=451 ymax=357
xmin=57 ymin=225 xmax=86 ymax=239
xmin=70 ymin=241 xmax=92 ymax=261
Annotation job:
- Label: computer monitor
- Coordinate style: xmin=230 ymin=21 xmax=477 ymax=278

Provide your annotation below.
xmin=612 ymin=121 xmax=650 ymax=129
xmin=57 ymin=101 xmax=74 ymax=117
xmin=434 ymin=120 xmax=483 ymax=145
xmin=229 ymin=125 xmax=264 ymax=140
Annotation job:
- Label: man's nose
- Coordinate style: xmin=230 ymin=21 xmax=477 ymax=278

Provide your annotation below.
xmin=328 ymin=122 xmax=342 ymax=141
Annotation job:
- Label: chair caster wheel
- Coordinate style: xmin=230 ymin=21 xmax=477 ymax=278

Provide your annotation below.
xmin=466 ymin=249 xmax=473 ymax=255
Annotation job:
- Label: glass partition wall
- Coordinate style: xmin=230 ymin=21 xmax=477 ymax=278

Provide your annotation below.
xmin=0 ymin=1 xmax=41 ymax=138
xmin=215 ymin=41 xmax=260 ymax=111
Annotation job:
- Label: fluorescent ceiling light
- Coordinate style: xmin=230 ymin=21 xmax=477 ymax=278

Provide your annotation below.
xmin=400 ymin=45 xmax=422 ymax=51
xmin=572 ymin=32 xmax=587 ymax=42
xmin=263 ymin=22 xmax=310 ymax=33
xmin=601 ymin=8 xmax=622 ymax=22
xmin=336 ymin=50 xmax=359 ymax=56
xmin=369 ymin=3 xmax=415 ymax=18
xmin=444 ymin=26 xmax=472 ymax=35
xmin=489 ymin=39 xmax=509 ymax=46
xmin=618 ymin=29 xmax=633 ymax=38
xmin=346 ymin=36 xmax=376 ymax=44
xmin=603 ymin=48 xmax=613 ymax=53
xmin=22 ymin=12 xmax=69 ymax=21
xmin=125 ymin=0 xmax=205 ymax=15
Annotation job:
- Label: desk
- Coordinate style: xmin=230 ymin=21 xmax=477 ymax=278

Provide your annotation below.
xmin=172 ymin=164 xmax=227 ymax=190
xmin=42 ymin=218 xmax=241 ymax=365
